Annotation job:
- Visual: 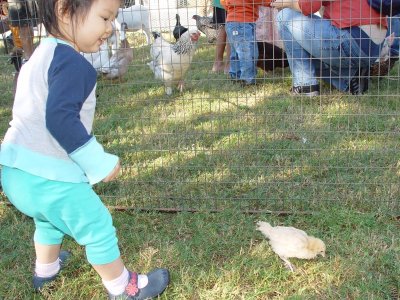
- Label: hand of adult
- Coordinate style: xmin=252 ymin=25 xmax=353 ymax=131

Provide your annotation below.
xmin=270 ymin=0 xmax=300 ymax=11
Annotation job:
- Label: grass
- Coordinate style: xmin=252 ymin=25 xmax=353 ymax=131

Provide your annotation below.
xmin=0 ymin=33 xmax=399 ymax=298
xmin=0 ymin=205 xmax=399 ymax=299
xmin=85 ymin=33 xmax=400 ymax=213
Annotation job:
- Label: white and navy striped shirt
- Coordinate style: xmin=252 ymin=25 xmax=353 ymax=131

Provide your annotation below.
xmin=0 ymin=38 xmax=118 ymax=184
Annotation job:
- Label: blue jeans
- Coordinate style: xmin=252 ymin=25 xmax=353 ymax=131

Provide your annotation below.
xmin=387 ymin=14 xmax=400 ymax=57
xmin=277 ymin=8 xmax=371 ymax=92
xmin=226 ymin=22 xmax=258 ymax=84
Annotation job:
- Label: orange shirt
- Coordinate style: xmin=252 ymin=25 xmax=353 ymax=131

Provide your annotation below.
xmin=220 ymin=0 xmax=272 ymax=23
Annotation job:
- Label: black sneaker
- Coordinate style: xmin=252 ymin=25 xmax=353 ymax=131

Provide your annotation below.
xmin=291 ymin=84 xmax=320 ymax=96
xmin=349 ymin=68 xmax=369 ymax=95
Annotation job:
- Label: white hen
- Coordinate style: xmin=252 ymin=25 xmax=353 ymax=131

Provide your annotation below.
xmin=148 ymin=29 xmax=201 ymax=95
xmin=256 ymin=221 xmax=326 ymax=272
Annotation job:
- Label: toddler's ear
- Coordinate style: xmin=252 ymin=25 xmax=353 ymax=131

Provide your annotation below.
xmin=55 ymin=0 xmax=70 ymax=25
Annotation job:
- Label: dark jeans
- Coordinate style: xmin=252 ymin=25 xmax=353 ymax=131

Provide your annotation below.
xmin=387 ymin=14 xmax=400 ymax=57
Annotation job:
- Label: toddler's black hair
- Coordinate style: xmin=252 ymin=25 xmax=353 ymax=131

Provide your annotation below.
xmin=37 ymin=0 xmax=94 ymax=39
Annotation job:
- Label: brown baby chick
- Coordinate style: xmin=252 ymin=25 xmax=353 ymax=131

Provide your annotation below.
xmin=256 ymin=221 xmax=326 ymax=272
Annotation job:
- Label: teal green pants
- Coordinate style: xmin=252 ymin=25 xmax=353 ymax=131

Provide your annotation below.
xmin=1 ymin=166 xmax=120 ymax=265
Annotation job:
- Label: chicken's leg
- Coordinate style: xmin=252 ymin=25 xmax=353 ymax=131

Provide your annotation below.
xmin=279 ymin=256 xmax=296 ymax=272
xmin=177 ymin=80 xmax=185 ymax=93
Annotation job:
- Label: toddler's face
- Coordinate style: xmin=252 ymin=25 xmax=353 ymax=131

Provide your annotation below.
xmin=67 ymin=0 xmax=120 ymax=53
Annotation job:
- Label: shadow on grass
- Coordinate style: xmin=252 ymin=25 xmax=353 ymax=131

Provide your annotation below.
xmin=0 ymin=40 xmax=399 ymax=214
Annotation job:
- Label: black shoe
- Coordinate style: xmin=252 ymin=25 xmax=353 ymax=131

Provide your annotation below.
xmin=108 ymin=269 xmax=170 ymax=300
xmin=349 ymin=68 xmax=369 ymax=95
xmin=291 ymin=84 xmax=320 ymax=96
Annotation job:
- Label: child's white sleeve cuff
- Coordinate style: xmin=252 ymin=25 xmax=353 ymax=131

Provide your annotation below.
xmin=69 ymin=137 xmax=119 ymax=185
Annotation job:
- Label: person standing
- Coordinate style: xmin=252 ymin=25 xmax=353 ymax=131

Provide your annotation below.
xmin=7 ymin=0 xmax=38 ymax=63
xmin=221 ymin=0 xmax=272 ymax=85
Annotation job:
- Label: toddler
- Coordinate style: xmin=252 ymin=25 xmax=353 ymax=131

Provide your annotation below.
xmin=0 ymin=0 xmax=169 ymax=298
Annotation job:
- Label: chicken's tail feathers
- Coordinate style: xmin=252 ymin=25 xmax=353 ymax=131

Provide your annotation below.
xmin=151 ymin=31 xmax=161 ymax=39
xmin=256 ymin=221 xmax=273 ymax=236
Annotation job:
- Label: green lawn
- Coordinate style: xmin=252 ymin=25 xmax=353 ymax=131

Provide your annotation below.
xmin=0 ymin=205 xmax=399 ymax=299
xmin=0 ymin=34 xmax=399 ymax=299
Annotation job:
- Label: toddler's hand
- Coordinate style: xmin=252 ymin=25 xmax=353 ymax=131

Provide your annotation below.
xmin=103 ymin=161 xmax=121 ymax=182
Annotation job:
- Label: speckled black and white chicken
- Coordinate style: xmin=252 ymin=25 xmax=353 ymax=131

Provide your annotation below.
xmin=173 ymin=14 xmax=188 ymax=41
xmin=147 ymin=29 xmax=201 ymax=95
xmin=192 ymin=14 xmax=221 ymax=43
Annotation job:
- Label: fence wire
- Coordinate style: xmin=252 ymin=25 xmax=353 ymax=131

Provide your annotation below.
xmin=0 ymin=1 xmax=399 ymax=214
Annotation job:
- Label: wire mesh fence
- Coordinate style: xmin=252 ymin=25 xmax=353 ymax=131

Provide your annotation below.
xmin=0 ymin=0 xmax=399 ymax=214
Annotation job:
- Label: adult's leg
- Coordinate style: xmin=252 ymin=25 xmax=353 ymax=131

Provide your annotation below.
xmin=212 ymin=6 xmax=228 ymax=73
xmin=7 ymin=0 xmax=35 ymax=60
xmin=212 ymin=25 xmax=228 ymax=73
xmin=387 ymin=14 xmax=400 ymax=57
xmin=277 ymin=8 xmax=369 ymax=92
xmin=277 ymin=9 xmax=324 ymax=89
xmin=19 ymin=24 xmax=34 ymax=59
